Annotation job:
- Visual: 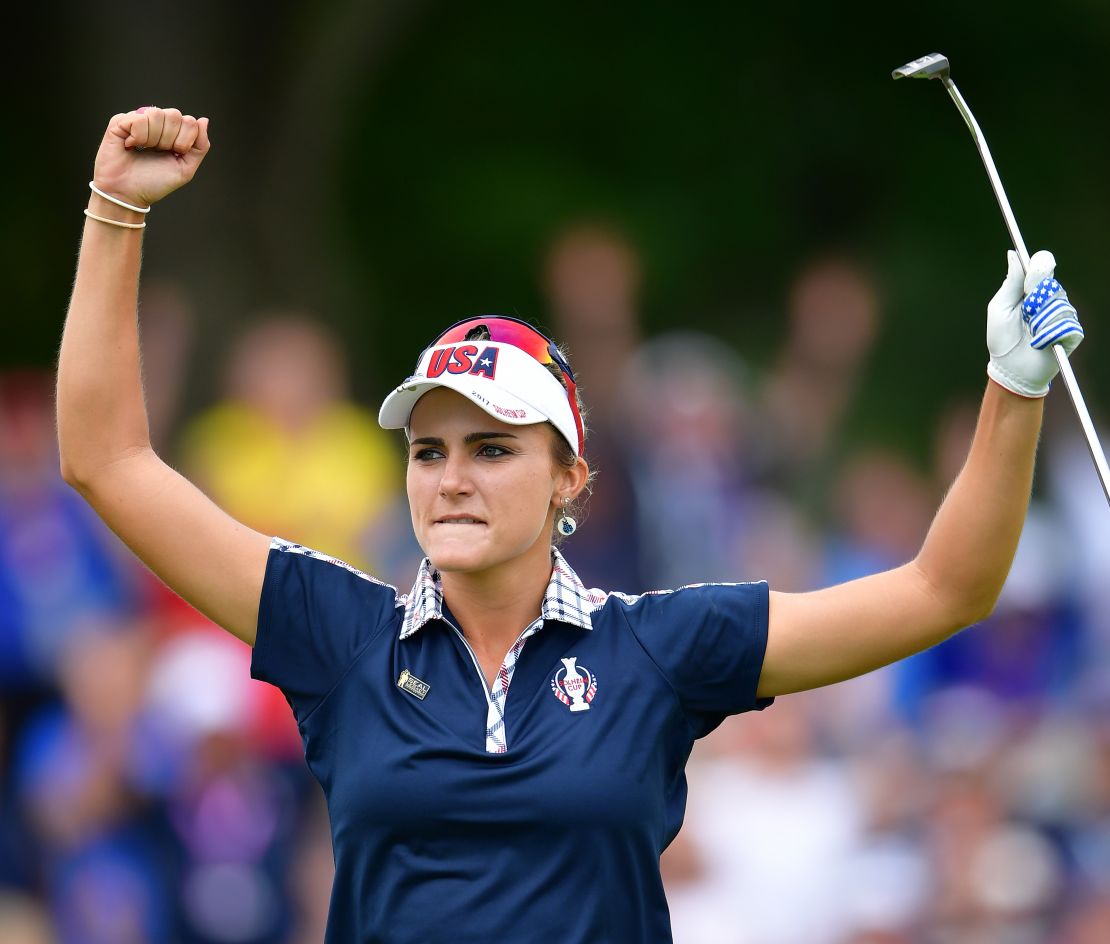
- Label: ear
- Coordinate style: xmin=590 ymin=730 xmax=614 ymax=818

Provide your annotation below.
xmin=553 ymin=456 xmax=590 ymax=507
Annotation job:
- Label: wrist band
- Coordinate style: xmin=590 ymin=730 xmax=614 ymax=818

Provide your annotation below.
xmin=84 ymin=208 xmax=146 ymax=230
xmin=88 ymin=181 xmax=151 ymax=214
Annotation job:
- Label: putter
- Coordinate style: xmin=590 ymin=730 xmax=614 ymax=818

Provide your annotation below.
xmin=893 ymin=53 xmax=1110 ymax=506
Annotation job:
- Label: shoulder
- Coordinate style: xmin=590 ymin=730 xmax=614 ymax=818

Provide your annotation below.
xmin=596 ymin=580 xmax=769 ymax=622
xmin=253 ymin=539 xmax=406 ymax=718
xmin=269 ymin=536 xmax=396 ymax=579
xmin=265 ymin=537 xmax=403 ymax=611
xmin=592 ymin=580 xmax=772 ymax=728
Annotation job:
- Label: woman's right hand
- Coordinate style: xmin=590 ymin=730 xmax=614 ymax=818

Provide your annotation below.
xmin=92 ymin=107 xmax=211 ymax=209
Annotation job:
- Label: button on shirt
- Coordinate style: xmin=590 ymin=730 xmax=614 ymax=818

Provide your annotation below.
xmin=251 ymin=537 xmax=771 ymax=943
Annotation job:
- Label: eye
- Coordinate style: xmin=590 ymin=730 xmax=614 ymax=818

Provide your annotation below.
xmin=476 ymin=443 xmax=511 ymax=458
xmin=411 ymin=447 xmax=444 ymax=462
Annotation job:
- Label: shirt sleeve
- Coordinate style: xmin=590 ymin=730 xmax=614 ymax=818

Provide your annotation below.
xmin=250 ymin=537 xmax=400 ymax=725
xmin=620 ymin=581 xmax=771 ymax=738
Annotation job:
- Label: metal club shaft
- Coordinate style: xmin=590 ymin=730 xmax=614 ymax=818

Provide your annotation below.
xmin=908 ymin=63 xmax=1110 ymax=505
xmin=941 ymin=78 xmax=1110 ymax=505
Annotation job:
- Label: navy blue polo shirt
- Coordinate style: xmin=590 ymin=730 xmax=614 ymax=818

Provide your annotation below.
xmin=251 ymin=538 xmax=771 ymax=943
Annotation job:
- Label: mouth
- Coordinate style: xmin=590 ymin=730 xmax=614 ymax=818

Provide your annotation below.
xmin=433 ymin=516 xmax=487 ymax=526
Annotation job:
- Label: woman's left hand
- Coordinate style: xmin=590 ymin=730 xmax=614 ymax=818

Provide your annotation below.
xmin=986 ymin=249 xmax=1084 ymax=397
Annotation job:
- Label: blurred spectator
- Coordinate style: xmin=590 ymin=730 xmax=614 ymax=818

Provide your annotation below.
xmin=754 ymin=256 xmax=880 ymax=506
xmin=178 ymin=314 xmax=400 ymax=572
xmin=138 ymin=280 xmax=197 ymax=457
xmin=1059 ymin=894 xmax=1110 ymax=944
xmin=930 ymin=397 xmax=978 ymax=490
xmin=1045 ymin=418 xmax=1110 ymax=671
xmin=8 ymin=231 xmax=1108 ymax=942
xmin=542 ymin=220 xmax=642 ymax=413
xmin=1 ymin=705 xmax=35 ymax=891
xmin=728 ymin=490 xmax=821 ymax=593
xmin=0 ymin=370 xmax=143 ymax=693
xmin=682 ymin=695 xmax=865 ymax=943
xmin=659 ymin=827 xmax=737 ymax=944
xmin=824 ymin=447 xmax=933 ymax=584
xmin=1063 ymin=714 xmax=1110 ymax=903
xmin=542 ymin=221 xmax=647 ymax=591
xmin=923 ymin=767 xmax=1064 ymax=937
xmin=13 ymin=621 xmax=172 ymax=944
xmin=820 ymin=447 xmax=935 ymax=721
xmin=838 ymin=732 xmax=930 ymax=938
xmin=0 ymin=891 xmax=55 ymax=944
xmin=621 ymin=331 xmax=759 ymax=587
xmin=286 ymin=794 xmax=334 ymax=944
xmin=358 ymin=496 xmax=426 ymax=591
xmin=855 ymin=404 xmax=1085 ymax=717
xmin=959 ymin=506 xmax=1080 ymax=702
xmin=145 ymin=629 xmax=311 ymax=943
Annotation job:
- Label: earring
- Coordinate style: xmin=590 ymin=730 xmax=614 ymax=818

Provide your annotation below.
xmin=556 ymin=498 xmax=577 ymax=537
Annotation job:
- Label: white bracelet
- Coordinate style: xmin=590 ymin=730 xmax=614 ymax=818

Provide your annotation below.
xmin=88 ymin=181 xmax=151 ymax=214
xmin=84 ymin=208 xmax=147 ymax=230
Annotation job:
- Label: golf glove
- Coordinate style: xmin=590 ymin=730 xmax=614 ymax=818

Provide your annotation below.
xmin=987 ymin=249 xmax=1083 ymax=397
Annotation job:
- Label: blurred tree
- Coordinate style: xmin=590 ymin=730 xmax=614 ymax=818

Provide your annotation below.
xmin=4 ymin=0 xmax=1108 ymax=443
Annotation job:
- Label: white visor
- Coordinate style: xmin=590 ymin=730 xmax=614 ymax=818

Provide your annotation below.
xmin=379 ymin=341 xmax=580 ymax=455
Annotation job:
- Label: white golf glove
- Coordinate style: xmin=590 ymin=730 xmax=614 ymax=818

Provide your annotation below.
xmin=987 ymin=249 xmax=1084 ymax=397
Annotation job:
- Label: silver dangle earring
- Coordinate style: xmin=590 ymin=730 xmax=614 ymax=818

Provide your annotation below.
xmin=556 ymin=498 xmax=577 ymax=537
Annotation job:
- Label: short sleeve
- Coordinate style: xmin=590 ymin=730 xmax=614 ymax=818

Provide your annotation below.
xmin=620 ymin=582 xmax=771 ymax=738
xmin=250 ymin=538 xmax=400 ymax=724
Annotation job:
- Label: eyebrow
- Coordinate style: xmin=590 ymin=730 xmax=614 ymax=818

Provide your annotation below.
xmin=410 ymin=432 xmax=521 ymax=447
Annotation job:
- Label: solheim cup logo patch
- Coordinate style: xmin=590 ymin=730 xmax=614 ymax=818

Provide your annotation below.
xmin=551 ymin=657 xmax=597 ymax=712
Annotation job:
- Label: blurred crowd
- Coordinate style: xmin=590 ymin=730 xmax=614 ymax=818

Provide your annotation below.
xmin=2 ymin=223 xmax=1110 ymax=943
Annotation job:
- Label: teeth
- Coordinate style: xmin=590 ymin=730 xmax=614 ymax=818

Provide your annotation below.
xmin=440 ymin=518 xmax=480 ymax=524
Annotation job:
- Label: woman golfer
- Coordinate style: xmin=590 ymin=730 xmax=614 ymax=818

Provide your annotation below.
xmin=57 ymin=108 xmax=1083 ymax=943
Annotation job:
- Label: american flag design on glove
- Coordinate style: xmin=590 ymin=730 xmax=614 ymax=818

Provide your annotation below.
xmin=1022 ymin=277 xmax=1084 ymax=351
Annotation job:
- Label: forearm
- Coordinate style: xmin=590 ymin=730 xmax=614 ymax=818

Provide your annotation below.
xmin=914 ymin=379 xmax=1044 ymax=623
xmin=57 ymin=192 xmax=152 ymax=484
xmin=761 ymin=253 xmax=1077 ymax=698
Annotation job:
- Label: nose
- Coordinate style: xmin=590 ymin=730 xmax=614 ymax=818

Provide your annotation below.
xmin=438 ymin=450 xmax=473 ymax=498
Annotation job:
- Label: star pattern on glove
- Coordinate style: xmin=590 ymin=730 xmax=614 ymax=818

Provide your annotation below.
xmin=1019 ymin=277 xmax=1083 ymax=351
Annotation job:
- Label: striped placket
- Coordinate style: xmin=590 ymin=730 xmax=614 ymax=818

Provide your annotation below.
xmin=399 ymin=550 xmax=605 ymax=753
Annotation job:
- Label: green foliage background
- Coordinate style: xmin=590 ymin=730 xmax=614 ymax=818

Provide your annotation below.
xmin=5 ymin=1 xmax=1109 ymax=463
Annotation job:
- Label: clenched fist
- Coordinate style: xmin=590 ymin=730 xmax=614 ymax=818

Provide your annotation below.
xmin=92 ymin=107 xmax=211 ymax=210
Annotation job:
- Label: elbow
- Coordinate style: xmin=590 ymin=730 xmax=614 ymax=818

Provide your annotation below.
xmin=58 ymin=443 xmax=151 ymax=492
xmin=59 ymin=456 xmax=84 ymax=490
xmin=58 ymin=449 xmax=96 ymax=492
xmin=56 ymin=423 xmax=90 ymax=488
xmin=947 ymin=581 xmax=1004 ymax=629
xmin=959 ymin=593 xmax=999 ymax=628
xmin=912 ymin=559 xmax=1000 ymax=630
xmin=58 ymin=454 xmax=104 ymax=495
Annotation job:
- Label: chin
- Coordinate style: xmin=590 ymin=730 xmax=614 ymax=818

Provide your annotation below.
xmin=423 ymin=533 xmax=493 ymax=573
xmin=424 ymin=536 xmax=539 ymax=577
xmin=428 ymin=548 xmax=485 ymax=573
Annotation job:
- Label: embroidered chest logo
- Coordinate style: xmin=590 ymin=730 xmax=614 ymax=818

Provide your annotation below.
xmin=550 ymin=657 xmax=597 ymax=712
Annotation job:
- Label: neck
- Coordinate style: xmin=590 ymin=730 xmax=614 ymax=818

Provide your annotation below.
xmin=439 ymin=539 xmax=554 ymax=650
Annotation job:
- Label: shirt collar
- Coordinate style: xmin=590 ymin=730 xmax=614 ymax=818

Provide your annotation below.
xmin=399 ymin=549 xmax=600 ymax=639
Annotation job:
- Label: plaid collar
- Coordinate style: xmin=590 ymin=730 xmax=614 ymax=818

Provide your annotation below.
xmin=399 ymin=549 xmax=601 ymax=639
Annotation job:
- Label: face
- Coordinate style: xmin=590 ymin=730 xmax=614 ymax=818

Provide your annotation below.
xmin=407 ymin=387 xmax=582 ymax=576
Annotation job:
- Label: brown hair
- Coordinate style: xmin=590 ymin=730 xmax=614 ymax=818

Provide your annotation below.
xmin=541 ymin=354 xmax=593 ymax=545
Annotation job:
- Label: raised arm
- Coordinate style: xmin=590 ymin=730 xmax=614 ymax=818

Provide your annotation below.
xmin=758 ymin=251 xmax=1084 ymax=697
xmin=57 ymin=108 xmax=271 ymax=645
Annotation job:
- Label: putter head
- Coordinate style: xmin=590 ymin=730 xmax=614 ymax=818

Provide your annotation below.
xmin=891 ymin=53 xmax=950 ymax=82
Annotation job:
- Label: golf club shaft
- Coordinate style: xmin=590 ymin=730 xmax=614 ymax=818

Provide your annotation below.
xmin=944 ymin=78 xmax=1110 ymax=506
